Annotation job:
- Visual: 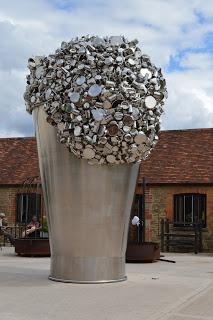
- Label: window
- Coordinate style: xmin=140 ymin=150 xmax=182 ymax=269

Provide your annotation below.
xmin=16 ymin=193 xmax=41 ymax=223
xmin=174 ymin=193 xmax=206 ymax=227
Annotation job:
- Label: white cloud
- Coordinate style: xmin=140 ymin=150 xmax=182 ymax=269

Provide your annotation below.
xmin=0 ymin=0 xmax=212 ymax=137
xmin=180 ymin=52 xmax=213 ymax=69
xmin=162 ymin=69 xmax=213 ymax=129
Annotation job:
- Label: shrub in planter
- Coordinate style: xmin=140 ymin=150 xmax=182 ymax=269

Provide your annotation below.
xmin=40 ymin=216 xmax=49 ymax=238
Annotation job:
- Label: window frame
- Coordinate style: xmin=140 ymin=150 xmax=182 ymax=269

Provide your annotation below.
xmin=173 ymin=193 xmax=206 ymax=228
xmin=16 ymin=193 xmax=41 ymax=224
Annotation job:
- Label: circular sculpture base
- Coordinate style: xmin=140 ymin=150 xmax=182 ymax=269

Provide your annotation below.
xmin=48 ymin=256 xmax=127 ymax=283
xmin=48 ymin=276 xmax=127 ymax=284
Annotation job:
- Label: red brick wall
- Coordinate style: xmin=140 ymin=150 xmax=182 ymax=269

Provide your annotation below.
xmin=0 ymin=186 xmax=45 ymax=225
xmin=0 ymin=187 xmax=18 ymax=224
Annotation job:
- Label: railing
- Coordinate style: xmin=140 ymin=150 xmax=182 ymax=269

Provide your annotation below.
xmin=0 ymin=225 xmax=23 ymax=247
xmin=0 ymin=225 xmax=49 ymax=247
xmin=160 ymin=219 xmax=202 ymax=254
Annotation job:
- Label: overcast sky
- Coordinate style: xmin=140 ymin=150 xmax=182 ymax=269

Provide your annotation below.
xmin=0 ymin=0 xmax=213 ymax=137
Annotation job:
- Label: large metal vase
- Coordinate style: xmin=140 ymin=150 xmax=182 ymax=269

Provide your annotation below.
xmin=33 ymin=107 xmax=139 ymax=283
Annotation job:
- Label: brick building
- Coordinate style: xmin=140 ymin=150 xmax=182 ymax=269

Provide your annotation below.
xmin=0 ymin=128 xmax=213 ymax=251
xmin=0 ymin=137 xmax=41 ymax=225
xmin=134 ymin=128 xmax=213 ymax=251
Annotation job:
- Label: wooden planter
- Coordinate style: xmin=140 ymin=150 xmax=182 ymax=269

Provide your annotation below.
xmin=126 ymin=242 xmax=160 ymax=263
xmin=14 ymin=238 xmax=50 ymax=257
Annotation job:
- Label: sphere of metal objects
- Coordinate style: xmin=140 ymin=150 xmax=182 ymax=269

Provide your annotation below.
xmin=24 ymin=35 xmax=167 ymax=165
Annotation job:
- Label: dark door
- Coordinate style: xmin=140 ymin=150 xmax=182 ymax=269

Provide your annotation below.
xmin=128 ymin=194 xmax=143 ymax=244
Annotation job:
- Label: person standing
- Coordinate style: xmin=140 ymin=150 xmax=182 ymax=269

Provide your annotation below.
xmin=0 ymin=213 xmax=15 ymax=245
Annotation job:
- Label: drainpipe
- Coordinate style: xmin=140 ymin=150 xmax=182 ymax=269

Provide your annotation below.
xmin=141 ymin=177 xmax=146 ymax=243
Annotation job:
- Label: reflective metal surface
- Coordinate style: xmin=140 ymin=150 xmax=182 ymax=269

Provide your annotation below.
xmin=25 ymin=36 xmax=168 ymax=165
xmin=33 ymin=107 xmax=139 ymax=283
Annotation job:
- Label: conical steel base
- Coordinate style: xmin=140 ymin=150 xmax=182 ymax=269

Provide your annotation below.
xmin=33 ymin=108 xmax=139 ymax=283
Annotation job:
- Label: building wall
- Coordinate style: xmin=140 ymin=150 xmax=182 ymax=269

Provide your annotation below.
xmin=0 ymin=187 xmax=18 ymax=224
xmin=136 ymin=184 xmax=213 ymax=252
xmin=1 ymin=184 xmax=213 ymax=251
xmin=0 ymin=186 xmax=45 ymax=225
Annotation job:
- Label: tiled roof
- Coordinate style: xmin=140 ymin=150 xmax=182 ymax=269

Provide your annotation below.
xmin=0 ymin=137 xmax=39 ymax=185
xmin=0 ymin=128 xmax=212 ymax=185
xmin=139 ymin=128 xmax=213 ymax=184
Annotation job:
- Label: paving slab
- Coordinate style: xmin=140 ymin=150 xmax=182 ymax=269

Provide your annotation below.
xmin=0 ymin=248 xmax=213 ymax=320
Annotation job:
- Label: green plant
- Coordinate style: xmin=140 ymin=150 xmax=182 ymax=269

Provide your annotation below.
xmin=41 ymin=216 xmax=48 ymax=233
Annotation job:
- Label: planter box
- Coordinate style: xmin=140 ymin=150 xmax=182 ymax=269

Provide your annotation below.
xmin=126 ymin=242 xmax=160 ymax=263
xmin=14 ymin=238 xmax=50 ymax=256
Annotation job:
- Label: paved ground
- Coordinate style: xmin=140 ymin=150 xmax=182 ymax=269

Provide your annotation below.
xmin=0 ymin=248 xmax=213 ymax=320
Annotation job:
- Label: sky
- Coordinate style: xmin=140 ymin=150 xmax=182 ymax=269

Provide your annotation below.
xmin=0 ymin=0 xmax=213 ymax=137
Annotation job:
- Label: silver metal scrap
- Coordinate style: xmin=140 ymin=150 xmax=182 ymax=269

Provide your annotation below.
xmin=24 ymin=35 xmax=167 ymax=165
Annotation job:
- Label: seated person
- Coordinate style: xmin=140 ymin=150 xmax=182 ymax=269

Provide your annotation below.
xmin=22 ymin=215 xmax=41 ymax=238
xmin=0 ymin=212 xmax=15 ymax=245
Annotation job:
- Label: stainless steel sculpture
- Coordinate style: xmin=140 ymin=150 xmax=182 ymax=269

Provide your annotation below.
xmin=33 ymin=107 xmax=139 ymax=282
xmin=25 ymin=35 xmax=167 ymax=283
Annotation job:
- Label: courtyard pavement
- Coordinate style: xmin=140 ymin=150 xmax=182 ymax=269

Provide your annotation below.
xmin=0 ymin=248 xmax=213 ymax=320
